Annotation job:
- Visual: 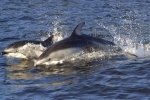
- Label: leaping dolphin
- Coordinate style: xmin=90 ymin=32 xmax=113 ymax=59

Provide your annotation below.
xmin=1 ymin=35 xmax=54 ymax=59
xmin=34 ymin=22 xmax=117 ymax=66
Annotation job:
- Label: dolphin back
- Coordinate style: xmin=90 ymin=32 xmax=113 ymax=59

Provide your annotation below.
xmin=8 ymin=40 xmax=42 ymax=48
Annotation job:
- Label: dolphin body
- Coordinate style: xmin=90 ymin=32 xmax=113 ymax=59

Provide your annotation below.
xmin=34 ymin=22 xmax=117 ymax=66
xmin=2 ymin=35 xmax=54 ymax=59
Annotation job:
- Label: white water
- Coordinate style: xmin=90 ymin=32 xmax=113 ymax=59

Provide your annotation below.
xmin=41 ymin=17 xmax=64 ymax=43
xmin=99 ymin=20 xmax=150 ymax=58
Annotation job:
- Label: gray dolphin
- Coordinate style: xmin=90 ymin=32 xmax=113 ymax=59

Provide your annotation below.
xmin=1 ymin=35 xmax=54 ymax=59
xmin=34 ymin=22 xmax=117 ymax=66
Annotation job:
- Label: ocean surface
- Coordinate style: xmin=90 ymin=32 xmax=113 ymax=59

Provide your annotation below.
xmin=0 ymin=0 xmax=150 ymax=100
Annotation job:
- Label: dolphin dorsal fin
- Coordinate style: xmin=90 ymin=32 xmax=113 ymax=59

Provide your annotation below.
xmin=42 ymin=35 xmax=54 ymax=47
xmin=71 ymin=22 xmax=85 ymax=37
xmin=44 ymin=35 xmax=53 ymax=43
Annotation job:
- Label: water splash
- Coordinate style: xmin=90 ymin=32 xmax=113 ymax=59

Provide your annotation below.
xmin=100 ymin=21 xmax=150 ymax=58
xmin=41 ymin=16 xmax=64 ymax=43
xmin=50 ymin=17 xmax=64 ymax=43
xmin=63 ymin=49 xmax=121 ymax=67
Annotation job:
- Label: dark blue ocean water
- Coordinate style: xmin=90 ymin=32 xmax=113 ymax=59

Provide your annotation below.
xmin=0 ymin=0 xmax=150 ymax=100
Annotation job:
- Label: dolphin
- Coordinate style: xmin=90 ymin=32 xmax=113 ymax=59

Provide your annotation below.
xmin=1 ymin=35 xmax=54 ymax=59
xmin=34 ymin=22 xmax=117 ymax=66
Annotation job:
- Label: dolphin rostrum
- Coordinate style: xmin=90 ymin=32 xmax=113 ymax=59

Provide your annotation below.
xmin=34 ymin=22 xmax=116 ymax=66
